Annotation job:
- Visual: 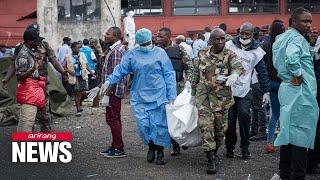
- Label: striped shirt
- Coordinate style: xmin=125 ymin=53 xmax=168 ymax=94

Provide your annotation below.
xmin=102 ymin=40 xmax=127 ymax=99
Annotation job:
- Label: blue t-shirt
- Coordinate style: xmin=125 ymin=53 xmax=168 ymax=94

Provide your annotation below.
xmin=72 ymin=55 xmax=82 ymax=77
xmin=80 ymin=46 xmax=96 ymax=71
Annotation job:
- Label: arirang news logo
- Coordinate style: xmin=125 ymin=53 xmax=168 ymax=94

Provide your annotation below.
xmin=12 ymin=132 xmax=72 ymax=163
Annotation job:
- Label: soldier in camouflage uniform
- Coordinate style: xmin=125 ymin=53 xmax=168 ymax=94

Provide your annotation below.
xmin=157 ymin=27 xmax=194 ymax=156
xmin=2 ymin=24 xmax=67 ymax=132
xmin=192 ymin=28 xmax=243 ymax=174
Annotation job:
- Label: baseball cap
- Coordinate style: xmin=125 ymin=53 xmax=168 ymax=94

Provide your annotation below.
xmin=176 ymin=35 xmax=186 ymax=41
xmin=26 ymin=23 xmax=40 ymax=31
xmin=23 ymin=29 xmax=44 ymax=43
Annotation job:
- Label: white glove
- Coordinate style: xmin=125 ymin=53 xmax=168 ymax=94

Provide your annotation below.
xmin=99 ymin=82 xmax=109 ymax=96
xmin=263 ymin=93 xmax=270 ymax=104
xmin=169 ymin=100 xmax=175 ymax=106
xmin=225 ymin=74 xmax=239 ymax=87
xmin=86 ymin=87 xmax=100 ymax=100
xmin=185 ymin=81 xmax=191 ymax=90
xmin=100 ymin=95 xmax=110 ymax=107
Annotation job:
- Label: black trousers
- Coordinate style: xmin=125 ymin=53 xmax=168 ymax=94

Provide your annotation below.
xmin=307 ymin=98 xmax=320 ymax=171
xmin=250 ymin=83 xmax=267 ymax=134
xmin=225 ymin=91 xmax=252 ymax=150
xmin=280 ymin=144 xmax=307 ymax=180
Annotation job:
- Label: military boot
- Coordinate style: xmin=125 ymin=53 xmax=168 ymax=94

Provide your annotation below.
xmin=147 ymin=141 xmax=156 ymax=163
xmin=155 ymin=145 xmax=166 ymax=165
xmin=206 ymin=150 xmax=217 ymax=174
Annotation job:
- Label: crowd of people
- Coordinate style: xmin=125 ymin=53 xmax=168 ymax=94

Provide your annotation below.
xmin=1 ymin=6 xmax=320 ymax=179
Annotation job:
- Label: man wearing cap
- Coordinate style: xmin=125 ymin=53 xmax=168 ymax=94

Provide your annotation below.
xmin=15 ymin=29 xmax=45 ymax=132
xmin=157 ymin=27 xmax=194 ymax=156
xmin=92 ymin=28 xmax=177 ymax=165
xmin=261 ymin=24 xmax=271 ymax=45
xmin=2 ymin=24 xmax=67 ymax=132
xmin=175 ymin=35 xmax=194 ymax=60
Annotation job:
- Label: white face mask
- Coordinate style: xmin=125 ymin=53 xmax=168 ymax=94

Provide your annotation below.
xmin=139 ymin=43 xmax=153 ymax=53
xmin=239 ymin=38 xmax=252 ymax=45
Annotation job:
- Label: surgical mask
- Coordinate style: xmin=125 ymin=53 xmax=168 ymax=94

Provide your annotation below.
xmin=239 ymin=38 xmax=252 ymax=45
xmin=139 ymin=44 xmax=153 ymax=53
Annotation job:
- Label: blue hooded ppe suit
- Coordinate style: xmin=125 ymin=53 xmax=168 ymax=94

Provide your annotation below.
xmin=106 ymin=46 xmax=177 ymax=148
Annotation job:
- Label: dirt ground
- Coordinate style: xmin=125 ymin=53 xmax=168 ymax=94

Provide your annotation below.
xmin=0 ymin=99 xmax=319 ymax=180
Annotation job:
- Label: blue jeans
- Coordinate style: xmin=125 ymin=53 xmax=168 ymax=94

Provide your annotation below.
xmin=267 ymin=81 xmax=281 ymax=144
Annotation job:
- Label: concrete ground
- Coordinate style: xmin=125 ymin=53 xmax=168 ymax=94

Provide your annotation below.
xmin=0 ymin=99 xmax=319 ymax=180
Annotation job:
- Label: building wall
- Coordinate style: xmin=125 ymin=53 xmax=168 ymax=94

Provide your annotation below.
xmin=132 ymin=0 xmax=320 ymax=37
xmin=37 ymin=0 xmax=121 ymax=51
xmin=0 ymin=0 xmax=37 ymax=46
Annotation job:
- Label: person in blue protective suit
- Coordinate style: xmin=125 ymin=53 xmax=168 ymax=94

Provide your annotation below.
xmin=273 ymin=7 xmax=319 ymax=180
xmin=100 ymin=28 xmax=177 ymax=165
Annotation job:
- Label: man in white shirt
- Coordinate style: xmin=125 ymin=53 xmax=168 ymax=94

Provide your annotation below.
xmin=204 ymin=27 xmax=211 ymax=42
xmin=224 ymin=22 xmax=269 ymax=159
xmin=193 ymin=33 xmax=207 ymax=61
xmin=56 ymin=37 xmax=72 ymax=96
xmin=56 ymin=37 xmax=72 ymax=67
xmin=175 ymin=35 xmax=194 ymax=59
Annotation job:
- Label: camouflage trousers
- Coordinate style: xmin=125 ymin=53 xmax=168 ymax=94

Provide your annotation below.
xmin=198 ymin=109 xmax=228 ymax=151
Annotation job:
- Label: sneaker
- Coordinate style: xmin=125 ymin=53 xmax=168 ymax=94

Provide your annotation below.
xmin=250 ymin=133 xmax=267 ymax=141
xmin=104 ymin=149 xmax=126 ymax=158
xmin=270 ymin=173 xmax=281 ymax=180
xmin=226 ymin=149 xmax=235 ymax=158
xmin=242 ymin=148 xmax=251 ymax=159
xmin=100 ymin=147 xmax=114 ymax=156
xmin=265 ymin=144 xmax=276 ymax=153
xmin=75 ymin=111 xmax=82 ymax=116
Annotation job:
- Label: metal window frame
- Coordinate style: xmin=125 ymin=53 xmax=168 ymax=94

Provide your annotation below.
xmin=172 ymin=0 xmax=221 ymax=16
xmin=121 ymin=0 xmax=164 ymax=16
xmin=58 ymin=0 xmax=101 ymax=22
xmin=286 ymin=0 xmax=320 ymax=13
xmin=228 ymin=0 xmax=280 ymax=14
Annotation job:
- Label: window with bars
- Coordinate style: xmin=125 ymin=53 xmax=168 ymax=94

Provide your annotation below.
xmin=172 ymin=0 xmax=220 ymax=16
xmin=121 ymin=0 xmax=163 ymax=16
xmin=228 ymin=0 xmax=279 ymax=14
xmin=287 ymin=0 xmax=320 ymax=13
xmin=57 ymin=0 xmax=101 ymax=21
